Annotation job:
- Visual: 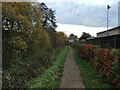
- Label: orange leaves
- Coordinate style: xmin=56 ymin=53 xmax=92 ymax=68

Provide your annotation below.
xmin=77 ymin=44 xmax=96 ymax=60
xmin=93 ymin=48 xmax=120 ymax=87
xmin=73 ymin=43 xmax=120 ymax=87
xmin=56 ymin=32 xmax=67 ymax=47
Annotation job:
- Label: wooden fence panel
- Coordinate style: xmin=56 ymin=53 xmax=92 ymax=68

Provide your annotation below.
xmin=86 ymin=35 xmax=120 ymax=49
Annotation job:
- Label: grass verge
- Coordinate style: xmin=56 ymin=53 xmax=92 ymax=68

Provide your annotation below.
xmin=27 ymin=46 xmax=68 ymax=88
xmin=72 ymin=47 xmax=114 ymax=88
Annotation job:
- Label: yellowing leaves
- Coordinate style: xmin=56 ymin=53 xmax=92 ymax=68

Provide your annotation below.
xmin=43 ymin=31 xmax=51 ymax=49
xmin=10 ymin=36 xmax=27 ymax=52
xmin=56 ymin=32 xmax=67 ymax=47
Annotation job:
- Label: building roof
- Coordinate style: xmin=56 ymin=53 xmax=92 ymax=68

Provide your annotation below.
xmin=97 ymin=26 xmax=120 ymax=34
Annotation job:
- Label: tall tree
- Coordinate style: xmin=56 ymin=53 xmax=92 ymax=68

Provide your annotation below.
xmin=79 ymin=32 xmax=91 ymax=40
xmin=56 ymin=32 xmax=67 ymax=47
xmin=2 ymin=2 xmax=60 ymax=88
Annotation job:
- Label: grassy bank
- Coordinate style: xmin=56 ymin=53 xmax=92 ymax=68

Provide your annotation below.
xmin=72 ymin=47 xmax=114 ymax=88
xmin=27 ymin=46 xmax=68 ymax=88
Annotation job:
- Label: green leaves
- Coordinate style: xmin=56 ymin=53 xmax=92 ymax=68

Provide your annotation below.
xmin=27 ymin=46 xmax=68 ymax=88
xmin=72 ymin=43 xmax=120 ymax=87
xmin=72 ymin=47 xmax=114 ymax=88
xmin=79 ymin=32 xmax=91 ymax=40
xmin=2 ymin=2 xmax=67 ymax=88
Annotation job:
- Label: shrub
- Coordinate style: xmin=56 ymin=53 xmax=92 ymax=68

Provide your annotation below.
xmin=72 ymin=43 xmax=120 ymax=87
xmin=111 ymin=49 xmax=119 ymax=56
xmin=3 ymin=49 xmax=55 ymax=88
xmin=93 ymin=48 xmax=120 ymax=87
xmin=77 ymin=44 xmax=96 ymax=60
xmin=93 ymin=49 xmax=111 ymax=79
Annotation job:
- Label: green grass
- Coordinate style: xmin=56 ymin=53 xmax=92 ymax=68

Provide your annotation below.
xmin=72 ymin=47 xmax=114 ymax=88
xmin=27 ymin=46 xmax=68 ymax=88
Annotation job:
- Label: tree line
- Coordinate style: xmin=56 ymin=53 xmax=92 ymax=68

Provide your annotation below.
xmin=2 ymin=2 xmax=67 ymax=88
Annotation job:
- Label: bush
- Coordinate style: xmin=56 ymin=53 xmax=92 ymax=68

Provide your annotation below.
xmin=2 ymin=2 xmax=67 ymax=88
xmin=93 ymin=48 xmax=120 ymax=87
xmin=111 ymin=49 xmax=119 ymax=56
xmin=72 ymin=43 xmax=120 ymax=87
xmin=3 ymin=49 xmax=55 ymax=88
xmin=27 ymin=46 xmax=68 ymax=88
xmin=77 ymin=44 xmax=96 ymax=61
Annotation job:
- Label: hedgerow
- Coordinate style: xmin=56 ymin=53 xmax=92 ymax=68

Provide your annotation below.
xmin=72 ymin=43 xmax=120 ymax=87
xmin=2 ymin=2 xmax=67 ymax=88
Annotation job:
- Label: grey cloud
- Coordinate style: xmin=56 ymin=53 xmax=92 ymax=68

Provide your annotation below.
xmin=45 ymin=1 xmax=118 ymax=27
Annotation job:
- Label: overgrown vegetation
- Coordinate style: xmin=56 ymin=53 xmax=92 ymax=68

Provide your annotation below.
xmin=72 ymin=42 xmax=120 ymax=88
xmin=79 ymin=32 xmax=91 ymax=41
xmin=72 ymin=47 xmax=114 ymax=88
xmin=27 ymin=46 xmax=68 ymax=88
xmin=2 ymin=2 xmax=67 ymax=88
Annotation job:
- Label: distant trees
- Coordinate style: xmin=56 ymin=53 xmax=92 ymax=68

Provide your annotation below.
xmin=69 ymin=34 xmax=78 ymax=40
xmin=56 ymin=32 xmax=67 ymax=46
xmin=79 ymin=32 xmax=91 ymax=40
xmin=2 ymin=2 xmax=67 ymax=88
xmin=69 ymin=34 xmax=78 ymax=42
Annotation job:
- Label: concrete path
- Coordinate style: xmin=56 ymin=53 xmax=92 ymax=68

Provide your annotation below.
xmin=60 ymin=47 xmax=85 ymax=88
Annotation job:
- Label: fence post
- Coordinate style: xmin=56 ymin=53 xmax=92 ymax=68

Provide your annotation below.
xmin=114 ymin=35 xmax=116 ymax=48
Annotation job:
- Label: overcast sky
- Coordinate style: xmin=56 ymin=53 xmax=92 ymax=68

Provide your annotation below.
xmin=38 ymin=0 xmax=119 ymax=37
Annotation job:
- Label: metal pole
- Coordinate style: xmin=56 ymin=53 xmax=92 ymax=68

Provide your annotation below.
xmin=107 ymin=6 xmax=109 ymax=36
xmin=107 ymin=5 xmax=111 ymax=36
xmin=118 ymin=1 xmax=119 ymax=34
xmin=0 ymin=1 xmax=2 ymax=89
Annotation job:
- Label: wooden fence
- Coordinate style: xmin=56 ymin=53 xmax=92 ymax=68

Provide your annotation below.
xmin=86 ymin=34 xmax=120 ymax=49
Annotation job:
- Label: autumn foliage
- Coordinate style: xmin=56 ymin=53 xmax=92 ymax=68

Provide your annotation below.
xmin=93 ymin=49 xmax=120 ymax=87
xmin=72 ymin=43 xmax=120 ymax=87
xmin=56 ymin=32 xmax=67 ymax=47
xmin=77 ymin=44 xmax=96 ymax=60
xmin=2 ymin=2 xmax=67 ymax=88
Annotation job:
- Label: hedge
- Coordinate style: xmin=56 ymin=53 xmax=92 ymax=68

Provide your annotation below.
xmin=72 ymin=43 xmax=120 ymax=87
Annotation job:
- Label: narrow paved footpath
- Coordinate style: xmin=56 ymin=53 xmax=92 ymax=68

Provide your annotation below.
xmin=60 ymin=47 xmax=85 ymax=88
